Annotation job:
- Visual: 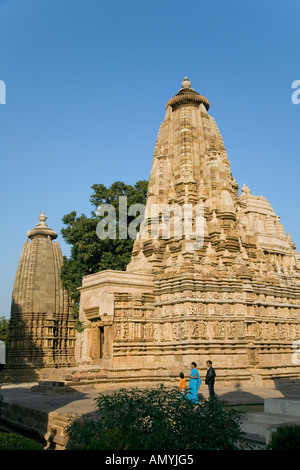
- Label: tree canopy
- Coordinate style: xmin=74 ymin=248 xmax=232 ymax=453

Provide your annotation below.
xmin=66 ymin=386 xmax=247 ymax=450
xmin=60 ymin=180 xmax=148 ymax=310
xmin=0 ymin=316 xmax=9 ymax=346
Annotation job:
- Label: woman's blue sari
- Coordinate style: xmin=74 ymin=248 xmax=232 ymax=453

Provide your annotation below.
xmin=187 ymin=368 xmax=201 ymax=403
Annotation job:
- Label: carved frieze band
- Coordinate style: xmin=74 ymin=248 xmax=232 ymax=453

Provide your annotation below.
xmin=113 ymin=318 xmax=300 ymax=343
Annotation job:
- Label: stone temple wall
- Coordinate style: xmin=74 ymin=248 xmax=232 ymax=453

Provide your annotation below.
xmin=74 ymin=270 xmax=300 ymax=387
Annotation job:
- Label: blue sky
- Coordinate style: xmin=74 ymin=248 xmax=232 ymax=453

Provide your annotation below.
xmin=0 ymin=0 xmax=299 ymax=318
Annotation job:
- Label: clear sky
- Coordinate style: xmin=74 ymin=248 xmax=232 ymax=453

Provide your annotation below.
xmin=0 ymin=0 xmax=299 ymax=319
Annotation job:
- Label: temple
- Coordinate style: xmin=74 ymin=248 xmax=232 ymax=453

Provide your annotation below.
xmin=3 ymin=78 xmax=300 ymax=387
xmin=74 ymin=78 xmax=300 ymax=386
xmin=3 ymin=212 xmax=75 ymax=382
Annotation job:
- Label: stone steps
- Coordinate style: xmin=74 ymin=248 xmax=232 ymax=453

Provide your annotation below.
xmin=243 ymin=411 xmax=299 ymax=425
xmin=31 ymin=380 xmax=76 ymax=395
xmin=241 ymin=398 xmax=300 ymax=445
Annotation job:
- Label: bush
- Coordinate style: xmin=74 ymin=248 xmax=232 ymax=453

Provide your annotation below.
xmin=267 ymin=425 xmax=300 ymax=450
xmin=66 ymin=385 xmax=246 ymax=450
xmin=0 ymin=432 xmax=43 ymax=450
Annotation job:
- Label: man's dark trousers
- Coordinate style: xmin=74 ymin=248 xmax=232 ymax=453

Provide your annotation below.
xmin=208 ymin=383 xmax=215 ymax=398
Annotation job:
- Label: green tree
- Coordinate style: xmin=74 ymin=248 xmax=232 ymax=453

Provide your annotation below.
xmin=60 ymin=180 xmax=148 ymax=312
xmin=0 ymin=316 xmax=9 ymax=346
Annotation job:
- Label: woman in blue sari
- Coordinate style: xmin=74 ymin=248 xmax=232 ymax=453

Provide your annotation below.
xmin=187 ymin=362 xmax=201 ymax=403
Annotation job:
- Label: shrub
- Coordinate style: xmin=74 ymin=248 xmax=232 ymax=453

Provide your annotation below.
xmin=0 ymin=432 xmax=43 ymax=450
xmin=66 ymin=385 xmax=246 ymax=450
xmin=267 ymin=425 xmax=300 ymax=450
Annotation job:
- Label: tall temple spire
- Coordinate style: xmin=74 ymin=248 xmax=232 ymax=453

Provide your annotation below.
xmin=128 ymin=77 xmax=298 ymax=280
xmin=75 ymin=76 xmax=300 ymax=388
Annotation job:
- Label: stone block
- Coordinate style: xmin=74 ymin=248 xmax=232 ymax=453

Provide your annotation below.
xmin=264 ymin=398 xmax=300 ymax=417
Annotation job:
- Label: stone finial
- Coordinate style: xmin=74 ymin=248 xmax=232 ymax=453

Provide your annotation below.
xmin=166 ymin=76 xmax=210 ymax=110
xmin=181 ymin=77 xmax=191 ymax=89
xmin=38 ymin=211 xmax=47 ymax=225
xmin=241 ymin=184 xmax=250 ymax=195
xmin=26 ymin=211 xmax=58 ymax=240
